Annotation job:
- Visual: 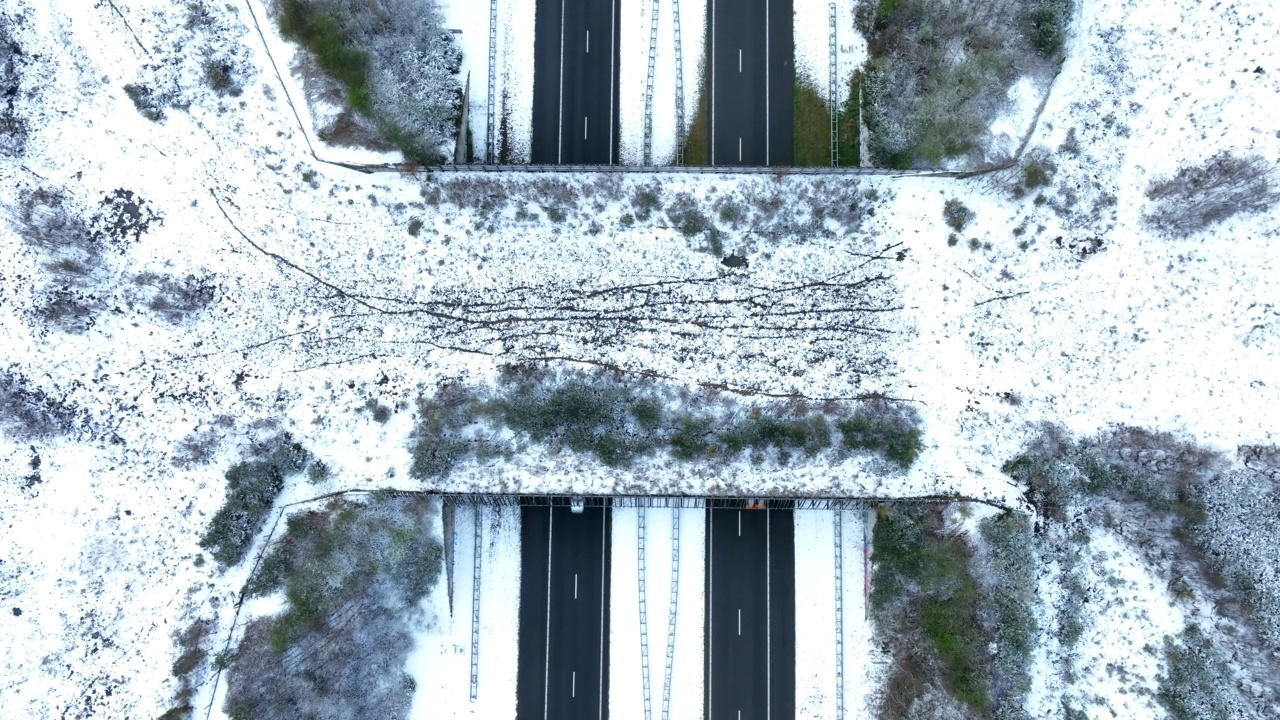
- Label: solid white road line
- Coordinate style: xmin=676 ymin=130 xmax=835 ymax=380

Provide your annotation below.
xmin=557 ymin=0 xmax=566 ymax=163
xmin=598 ymin=510 xmax=606 ymax=720
xmin=544 ymin=509 xmax=554 ymax=720
xmin=609 ymin=0 xmax=616 ymax=165
xmin=765 ymin=0 xmax=770 ymax=165
xmin=767 ymin=508 xmax=772 ymax=720
xmin=708 ymin=510 xmax=715 ymax=720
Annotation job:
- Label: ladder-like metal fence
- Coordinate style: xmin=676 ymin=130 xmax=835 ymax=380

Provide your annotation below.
xmin=672 ymin=0 xmax=686 ymax=165
xmin=487 ymin=0 xmax=498 ymax=163
xmin=660 ymin=509 xmax=681 ymax=720
xmin=469 ymin=504 xmax=483 ymax=700
xmin=637 ymin=508 xmax=654 ymax=720
xmin=642 ymin=0 xmax=661 ymax=165
xmin=829 ymin=3 xmax=838 ymax=166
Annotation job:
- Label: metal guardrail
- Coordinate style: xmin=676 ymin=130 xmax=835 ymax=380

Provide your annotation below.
xmin=469 ymin=504 xmax=483 ymax=700
xmin=671 ymin=0 xmax=686 ymax=165
xmin=833 ymin=507 xmax=845 ymax=720
xmin=409 ymin=163 xmax=962 ymax=176
xmin=427 ymin=493 xmax=1014 ymax=510
xmin=642 ymin=0 xmax=660 ymax=165
xmin=638 ymin=508 xmax=654 ymax=720
xmin=829 ymin=4 xmax=838 ymax=167
xmin=487 ymin=0 xmax=498 ymax=162
xmin=660 ymin=510 xmax=680 ymax=720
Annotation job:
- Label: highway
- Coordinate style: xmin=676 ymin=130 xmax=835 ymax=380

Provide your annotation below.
xmin=707 ymin=0 xmax=794 ymax=165
xmin=517 ymin=504 xmax=613 ymax=720
xmin=530 ymin=0 xmax=620 ymax=164
xmin=705 ymin=506 xmax=795 ymax=720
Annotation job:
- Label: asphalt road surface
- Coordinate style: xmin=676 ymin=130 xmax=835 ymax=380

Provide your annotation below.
xmin=517 ymin=504 xmax=613 ymax=720
xmin=707 ymin=0 xmax=794 ymax=165
xmin=705 ymin=507 xmax=795 ymax=720
xmin=531 ymin=0 xmax=621 ymax=164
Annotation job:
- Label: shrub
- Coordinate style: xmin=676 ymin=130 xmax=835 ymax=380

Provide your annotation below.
xmin=631 ymin=183 xmax=664 ymax=220
xmin=277 ymin=0 xmax=461 ymax=163
xmin=838 ymin=402 xmax=922 ymax=468
xmin=1143 ymin=153 xmax=1279 ymax=235
xmin=406 ymin=217 xmax=423 ymax=236
xmin=137 ymin=273 xmax=217 ymax=322
xmin=227 ymin=495 xmax=441 ymax=720
xmin=1 ymin=18 xmax=30 ymax=157
xmin=943 ymin=198 xmax=975 ymax=232
xmin=200 ymin=434 xmax=311 ymax=567
xmin=1157 ymin=625 xmax=1259 ymax=720
xmin=665 ymin=193 xmax=710 ymax=236
xmin=0 ymin=370 xmax=81 ymax=440
xmin=872 ymin=504 xmax=992 ymax=716
xmin=123 ymin=83 xmax=168 ymax=122
xmin=1023 ymin=0 xmax=1074 ymax=59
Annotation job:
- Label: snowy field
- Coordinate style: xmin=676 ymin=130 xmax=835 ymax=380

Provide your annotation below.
xmin=1 ymin=0 xmax=1280 ymax=716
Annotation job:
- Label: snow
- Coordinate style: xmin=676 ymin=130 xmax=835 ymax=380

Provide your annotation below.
xmin=793 ymin=0 xmax=863 ymax=111
xmin=609 ymin=505 xmax=705 ymax=720
xmin=985 ymin=75 xmax=1046 ymax=163
xmin=406 ymin=503 xmax=522 ymax=719
xmin=3 ymin=0 xmax=1280 ymax=714
xmin=1029 ymin=528 xmax=1186 ymax=719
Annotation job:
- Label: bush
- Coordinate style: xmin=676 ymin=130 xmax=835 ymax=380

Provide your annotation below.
xmin=0 ymin=370 xmax=81 ymax=440
xmin=665 ymin=193 xmax=711 ymax=236
xmin=859 ymin=0 xmax=1070 ymax=168
xmin=631 ymin=183 xmax=664 ymax=220
xmin=228 ymin=495 xmax=441 ymax=720
xmin=137 ymin=273 xmax=217 ymax=322
xmin=123 ymin=83 xmax=168 ymax=122
xmin=1 ymin=18 xmax=30 ymax=157
xmin=943 ymin=198 xmax=975 ymax=232
xmin=838 ymin=402 xmax=922 ymax=468
xmin=407 ymin=371 xmax=925 ymax=477
xmin=277 ymin=0 xmax=461 ymax=163
xmin=200 ymin=434 xmax=311 ymax=566
xmin=1143 ymin=153 xmax=1279 ymax=235
xmin=1157 ymin=625 xmax=1260 ymax=720
xmin=872 ymin=504 xmax=992 ymax=716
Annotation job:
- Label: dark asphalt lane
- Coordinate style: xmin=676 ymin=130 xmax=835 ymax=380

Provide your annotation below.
xmin=707 ymin=0 xmax=793 ymax=166
xmin=705 ymin=507 xmax=795 ymax=720
xmin=517 ymin=505 xmax=612 ymax=720
xmin=531 ymin=0 xmax=620 ymax=164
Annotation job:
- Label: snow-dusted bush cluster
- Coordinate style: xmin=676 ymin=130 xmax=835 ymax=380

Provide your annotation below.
xmin=1143 ymin=152 xmax=1280 ymax=236
xmin=869 ymin=503 xmax=1037 ymax=719
xmin=274 ymin=0 xmax=461 ymax=162
xmin=1004 ymin=426 xmax=1280 ymax=701
xmin=227 ymin=494 xmax=442 ymax=720
xmin=857 ymin=0 xmax=1071 ymax=168
xmin=0 ymin=369 xmax=82 ymax=441
xmin=1158 ymin=624 xmax=1268 ymax=720
xmin=0 ymin=11 xmax=32 ymax=157
xmin=123 ymin=0 xmax=256 ymax=122
xmin=199 ymin=432 xmax=312 ymax=566
xmin=408 ymin=368 xmax=925 ymax=480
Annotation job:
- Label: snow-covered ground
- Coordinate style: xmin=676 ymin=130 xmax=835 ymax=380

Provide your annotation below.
xmin=610 ymin=506 xmax=706 ymax=720
xmin=3 ymin=0 xmax=1280 ymax=715
xmin=406 ymin=503 xmax=522 ymax=719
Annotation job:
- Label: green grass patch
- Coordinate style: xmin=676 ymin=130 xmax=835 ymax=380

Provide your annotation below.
xmin=792 ymin=77 xmax=831 ymax=167
xmin=677 ymin=56 xmax=711 ymax=166
xmin=277 ymin=0 xmax=371 ymax=115
xmin=836 ymin=72 xmax=861 ymax=167
xmin=872 ymin=504 xmax=993 ymax=715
